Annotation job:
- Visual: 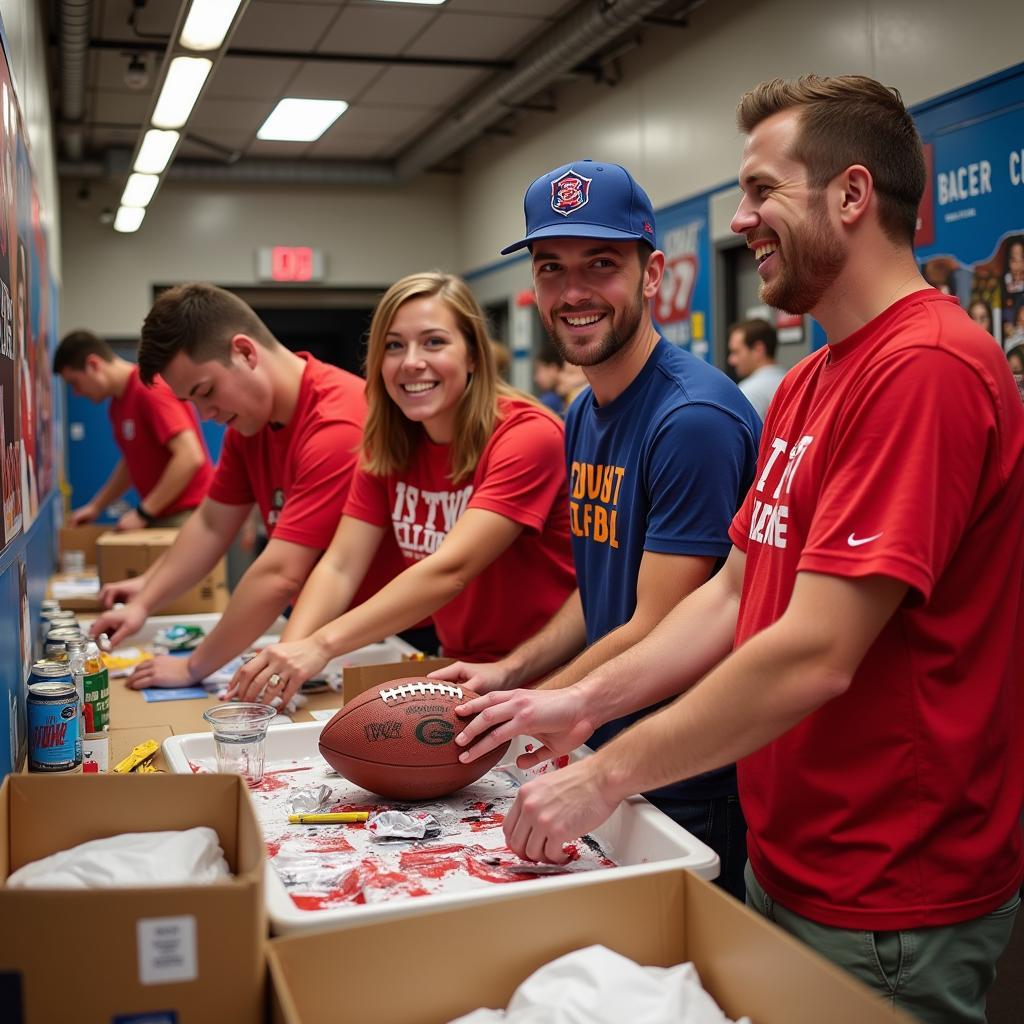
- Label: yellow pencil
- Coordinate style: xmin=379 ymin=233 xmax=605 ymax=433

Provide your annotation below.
xmin=287 ymin=812 xmax=370 ymax=824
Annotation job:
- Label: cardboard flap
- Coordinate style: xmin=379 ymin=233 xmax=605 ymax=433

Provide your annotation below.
xmin=341 ymin=657 xmax=454 ymax=701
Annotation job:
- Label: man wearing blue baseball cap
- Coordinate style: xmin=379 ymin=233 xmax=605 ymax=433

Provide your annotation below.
xmin=433 ymin=159 xmax=761 ymax=898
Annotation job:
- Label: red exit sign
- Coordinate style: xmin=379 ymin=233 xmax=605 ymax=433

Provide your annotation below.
xmin=257 ymin=246 xmax=325 ymax=283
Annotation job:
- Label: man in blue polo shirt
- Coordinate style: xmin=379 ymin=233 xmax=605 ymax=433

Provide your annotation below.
xmin=434 ymin=160 xmax=760 ymax=897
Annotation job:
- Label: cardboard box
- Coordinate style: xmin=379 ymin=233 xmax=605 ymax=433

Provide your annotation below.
xmin=0 ymin=773 xmax=266 ymax=1023
xmin=342 ymin=655 xmax=454 ymax=702
xmin=59 ymin=523 xmax=110 ymax=567
xmin=267 ymin=868 xmax=913 ymax=1024
xmin=97 ymin=528 xmax=229 ymax=616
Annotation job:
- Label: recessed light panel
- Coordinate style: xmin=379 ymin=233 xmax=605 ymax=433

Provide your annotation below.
xmin=257 ymin=99 xmax=349 ymax=142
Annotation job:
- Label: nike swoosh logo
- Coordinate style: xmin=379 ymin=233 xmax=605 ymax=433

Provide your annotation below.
xmin=847 ymin=532 xmax=883 ymax=547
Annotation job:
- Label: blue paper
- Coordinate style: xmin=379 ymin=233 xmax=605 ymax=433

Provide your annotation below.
xmin=141 ymin=686 xmax=210 ymax=702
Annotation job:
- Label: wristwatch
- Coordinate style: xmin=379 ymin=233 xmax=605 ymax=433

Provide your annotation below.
xmin=136 ymin=503 xmax=157 ymax=525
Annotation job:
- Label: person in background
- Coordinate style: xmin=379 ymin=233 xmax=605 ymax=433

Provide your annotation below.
xmin=90 ymin=283 xmax=402 ymax=688
xmin=726 ymin=317 xmax=786 ymax=420
xmin=1006 ymin=344 xmax=1024 ymax=376
xmin=555 ymin=360 xmax=589 ymax=412
xmin=532 ymin=342 xmax=564 ymax=414
xmin=227 ymin=271 xmax=576 ymax=708
xmin=453 ymin=77 xmax=1023 ymax=1024
xmin=968 ymin=299 xmax=993 ymax=335
xmin=53 ymin=329 xmax=213 ymax=530
xmin=1004 ymin=237 xmax=1024 ymax=296
xmin=490 ymin=339 xmax=512 ymax=380
xmin=432 ymin=161 xmax=760 ymax=900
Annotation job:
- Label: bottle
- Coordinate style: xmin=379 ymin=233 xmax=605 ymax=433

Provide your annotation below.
xmin=83 ymin=637 xmax=110 ymax=734
xmin=64 ymin=635 xmax=87 ymax=766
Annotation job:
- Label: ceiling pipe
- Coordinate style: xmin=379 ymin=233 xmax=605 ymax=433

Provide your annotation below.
xmin=59 ymin=0 xmax=93 ymax=162
xmin=395 ymin=0 xmax=693 ymax=181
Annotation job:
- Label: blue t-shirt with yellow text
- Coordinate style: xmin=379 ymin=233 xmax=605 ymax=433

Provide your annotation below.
xmin=565 ymin=337 xmax=760 ymax=801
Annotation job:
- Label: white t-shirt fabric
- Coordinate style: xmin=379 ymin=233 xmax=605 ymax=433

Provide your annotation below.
xmin=738 ymin=363 xmax=787 ymax=420
xmin=449 ymin=945 xmax=751 ymax=1024
xmin=6 ymin=827 xmax=231 ymax=888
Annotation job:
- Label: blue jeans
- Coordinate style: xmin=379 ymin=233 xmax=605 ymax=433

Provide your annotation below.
xmin=745 ymin=861 xmax=1021 ymax=1024
xmin=648 ymin=793 xmax=747 ymax=901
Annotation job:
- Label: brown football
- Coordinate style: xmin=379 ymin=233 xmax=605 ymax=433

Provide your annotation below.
xmin=318 ymin=677 xmax=511 ymax=800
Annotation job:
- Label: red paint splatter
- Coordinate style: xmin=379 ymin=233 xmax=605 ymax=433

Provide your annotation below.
xmin=553 ymin=755 xmax=570 ymax=769
xmin=265 ymin=839 xmax=282 ymax=859
xmin=562 ymin=842 xmax=581 ymax=862
xmin=303 ymin=833 xmax=355 ymax=854
xmin=253 ymin=773 xmax=290 ymax=793
xmin=187 ymin=758 xmax=205 ymax=774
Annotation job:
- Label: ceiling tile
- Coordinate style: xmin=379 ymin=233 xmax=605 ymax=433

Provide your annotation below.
xmin=305 ymin=133 xmax=389 ymax=160
xmin=190 ymin=96 xmax=274 ymax=135
xmin=328 ymin=103 xmax=435 ymax=138
xmin=319 ymin=5 xmax=437 ymax=56
xmin=231 ymin=2 xmax=339 ymax=51
xmin=96 ymin=0 xmax=179 ymax=40
xmin=359 ymin=65 xmax=482 ymax=108
xmin=406 ymin=12 xmax=545 ymax=60
xmin=442 ymin=0 xmax=578 ymax=16
xmin=244 ymin=138 xmax=315 ymax=158
xmin=283 ymin=60 xmax=387 ymax=102
xmin=89 ymin=89 xmax=150 ymax=124
xmin=206 ymin=57 xmax=303 ymax=100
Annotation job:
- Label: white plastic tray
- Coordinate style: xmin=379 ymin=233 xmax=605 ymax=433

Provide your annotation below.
xmin=164 ymin=722 xmax=719 ymax=935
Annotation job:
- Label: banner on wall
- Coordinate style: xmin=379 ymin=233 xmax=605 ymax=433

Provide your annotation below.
xmin=652 ymin=195 xmax=713 ymax=362
xmin=913 ymin=65 xmax=1024 ymax=354
xmin=0 ymin=30 xmax=55 ymax=555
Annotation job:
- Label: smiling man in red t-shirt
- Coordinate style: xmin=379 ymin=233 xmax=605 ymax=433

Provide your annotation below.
xmin=54 ymin=330 xmax=213 ymax=530
xmin=454 ymin=76 xmax=1023 ymax=1023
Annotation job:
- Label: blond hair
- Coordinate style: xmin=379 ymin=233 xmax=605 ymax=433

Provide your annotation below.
xmin=362 ymin=272 xmax=541 ymax=484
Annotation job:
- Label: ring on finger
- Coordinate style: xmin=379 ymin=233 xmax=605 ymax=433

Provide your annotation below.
xmin=268 ymin=672 xmax=283 ymax=688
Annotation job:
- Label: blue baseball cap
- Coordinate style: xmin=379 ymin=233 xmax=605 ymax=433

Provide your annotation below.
xmin=500 ymin=159 xmax=657 ymax=255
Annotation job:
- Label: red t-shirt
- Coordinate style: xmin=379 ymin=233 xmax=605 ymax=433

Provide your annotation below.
xmin=729 ymin=291 xmax=1024 ymax=930
xmin=109 ymin=366 xmax=213 ymax=516
xmin=207 ymin=354 xmax=402 ymax=604
xmin=344 ymin=396 xmax=577 ymax=661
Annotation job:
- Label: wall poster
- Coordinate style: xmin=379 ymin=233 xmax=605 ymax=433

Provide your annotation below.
xmin=653 ymin=194 xmax=713 ymax=362
xmin=913 ymin=64 xmax=1024 ymax=359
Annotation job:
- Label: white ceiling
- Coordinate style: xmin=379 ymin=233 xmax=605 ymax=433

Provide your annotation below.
xmin=80 ymin=0 xmax=586 ymax=166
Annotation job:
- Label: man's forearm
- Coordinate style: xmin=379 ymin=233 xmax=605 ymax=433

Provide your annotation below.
xmin=186 ymin=563 xmax=297 ymax=679
xmin=133 ymin=510 xmax=226 ymax=613
xmin=572 ymin=571 xmax=740 ymax=730
xmin=141 ymin=449 xmax=201 ymax=515
xmin=539 ymin=614 xmax=651 ymax=691
xmin=500 ymin=591 xmax=587 ymax=687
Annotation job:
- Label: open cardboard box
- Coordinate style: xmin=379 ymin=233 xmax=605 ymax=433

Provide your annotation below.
xmin=97 ymin=528 xmax=229 ymax=615
xmin=341 ymin=655 xmax=454 ymax=701
xmin=267 ymin=868 xmax=913 ymax=1024
xmin=0 ymin=773 xmax=266 ymax=1024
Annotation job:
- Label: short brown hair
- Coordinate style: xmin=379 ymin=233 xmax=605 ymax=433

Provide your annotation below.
xmin=53 ymin=329 xmax=115 ymax=373
xmin=737 ymin=75 xmax=925 ymax=245
xmin=729 ymin=318 xmax=778 ymax=359
xmin=138 ymin=283 xmax=275 ymax=384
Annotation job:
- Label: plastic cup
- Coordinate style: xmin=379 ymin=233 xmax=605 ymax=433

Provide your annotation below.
xmin=202 ymin=703 xmax=277 ymax=787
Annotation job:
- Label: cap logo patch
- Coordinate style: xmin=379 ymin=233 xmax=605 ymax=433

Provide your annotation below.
xmin=550 ymin=168 xmax=592 ymax=217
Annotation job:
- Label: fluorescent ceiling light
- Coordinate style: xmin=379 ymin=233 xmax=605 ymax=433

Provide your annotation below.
xmin=257 ymin=99 xmax=349 ymax=142
xmin=114 ymin=207 xmax=146 ymax=233
xmin=371 ymin=1 xmax=448 ymax=5
xmin=152 ymin=56 xmax=212 ymax=129
xmin=120 ymin=173 xmax=160 ymax=208
xmin=134 ymin=129 xmax=180 ymax=174
xmin=180 ymin=0 xmax=244 ymax=50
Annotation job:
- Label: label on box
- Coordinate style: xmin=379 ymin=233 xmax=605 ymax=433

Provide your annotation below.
xmin=136 ymin=916 xmax=197 ymax=985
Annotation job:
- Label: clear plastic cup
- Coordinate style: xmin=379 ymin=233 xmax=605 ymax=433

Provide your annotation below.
xmin=202 ymin=703 xmax=277 ymax=787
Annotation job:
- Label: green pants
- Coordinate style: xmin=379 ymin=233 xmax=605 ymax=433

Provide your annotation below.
xmin=745 ymin=862 xmax=1020 ymax=1023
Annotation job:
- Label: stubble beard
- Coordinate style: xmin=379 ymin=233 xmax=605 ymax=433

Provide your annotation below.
xmin=761 ymin=193 xmax=847 ymax=316
xmin=544 ymin=291 xmax=645 ymax=368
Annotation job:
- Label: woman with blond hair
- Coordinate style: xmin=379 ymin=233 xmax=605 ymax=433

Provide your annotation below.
xmin=228 ymin=271 xmax=576 ymax=707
